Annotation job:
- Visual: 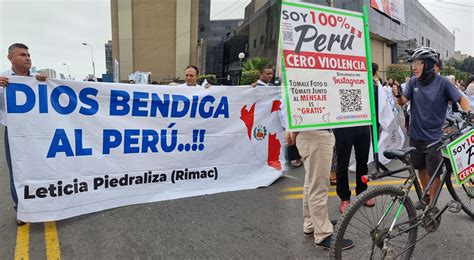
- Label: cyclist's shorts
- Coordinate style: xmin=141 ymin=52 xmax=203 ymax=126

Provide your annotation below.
xmin=409 ymin=139 xmax=443 ymax=176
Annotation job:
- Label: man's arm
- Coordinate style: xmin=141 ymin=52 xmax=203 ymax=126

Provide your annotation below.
xmin=1 ymin=75 xmax=47 ymax=88
xmin=392 ymin=82 xmax=408 ymax=106
xmin=458 ymin=95 xmax=472 ymax=111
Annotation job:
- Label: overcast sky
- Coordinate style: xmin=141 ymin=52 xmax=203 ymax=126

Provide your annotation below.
xmin=0 ymin=0 xmax=472 ymax=80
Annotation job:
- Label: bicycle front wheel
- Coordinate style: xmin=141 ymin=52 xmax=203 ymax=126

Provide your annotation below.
xmin=446 ymin=172 xmax=474 ymax=218
xmin=330 ymin=186 xmax=418 ymax=260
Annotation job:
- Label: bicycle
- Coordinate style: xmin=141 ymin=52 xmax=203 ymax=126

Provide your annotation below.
xmin=329 ymin=111 xmax=474 ymax=259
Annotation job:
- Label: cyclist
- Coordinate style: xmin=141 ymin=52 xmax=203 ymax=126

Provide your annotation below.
xmin=392 ymin=46 xmax=471 ymax=207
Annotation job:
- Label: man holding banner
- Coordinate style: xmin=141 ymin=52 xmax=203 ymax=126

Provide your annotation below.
xmin=179 ymin=65 xmax=211 ymax=88
xmin=0 ymin=43 xmax=47 ymax=225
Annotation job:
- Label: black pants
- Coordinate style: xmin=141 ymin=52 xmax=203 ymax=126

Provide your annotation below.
xmin=334 ymin=126 xmax=370 ymax=201
xmin=287 ymin=144 xmax=301 ymax=161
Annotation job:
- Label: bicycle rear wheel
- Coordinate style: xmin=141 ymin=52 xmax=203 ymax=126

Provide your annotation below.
xmin=330 ymin=186 xmax=418 ymax=260
xmin=446 ymin=172 xmax=474 ymax=218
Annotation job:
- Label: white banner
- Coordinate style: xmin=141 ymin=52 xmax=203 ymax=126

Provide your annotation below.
xmin=5 ymin=77 xmax=285 ymax=222
xmin=370 ymin=0 xmax=405 ymax=23
xmin=369 ymin=83 xmax=405 ymax=164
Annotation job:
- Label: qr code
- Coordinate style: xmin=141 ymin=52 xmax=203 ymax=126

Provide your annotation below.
xmin=283 ymin=31 xmax=293 ymax=42
xmin=340 ymin=89 xmax=362 ymax=112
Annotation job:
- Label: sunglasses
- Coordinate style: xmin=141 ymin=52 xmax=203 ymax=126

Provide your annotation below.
xmin=411 ymin=60 xmax=424 ymax=66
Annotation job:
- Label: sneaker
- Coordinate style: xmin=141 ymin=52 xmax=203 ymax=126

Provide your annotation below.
xmin=304 ymin=220 xmax=338 ymax=235
xmin=339 ymin=200 xmax=350 ymax=213
xmin=290 ymin=159 xmax=303 ymax=169
xmin=316 ymin=235 xmax=354 ymax=250
xmin=16 ymin=219 xmax=26 ymax=226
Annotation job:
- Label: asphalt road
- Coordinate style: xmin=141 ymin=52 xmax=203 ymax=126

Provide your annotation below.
xmin=1 ymin=127 xmax=473 ymax=259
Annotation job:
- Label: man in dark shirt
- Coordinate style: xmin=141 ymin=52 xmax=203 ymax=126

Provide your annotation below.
xmin=393 ymin=46 xmax=471 ymax=206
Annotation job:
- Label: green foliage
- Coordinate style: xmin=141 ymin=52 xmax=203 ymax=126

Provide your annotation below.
xmin=385 ymin=64 xmax=411 ymax=83
xmin=243 ymin=57 xmax=270 ymax=72
xmin=199 ymin=74 xmax=217 ymax=85
xmin=442 ymin=65 xmax=470 ymax=83
xmin=447 ymin=57 xmax=462 ymax=69
xmin=240 ymin=70 xmax=260 ymax=85
xmin=459 ymin=57 xmax=474 ymax=74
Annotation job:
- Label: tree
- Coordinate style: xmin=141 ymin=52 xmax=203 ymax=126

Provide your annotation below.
xmin=243 ymin=57 xmax=270 ymax=72
xmin=199 ymin=74 xmax=217 ymax=85
xmin=240 ymin=70 xmax=260 ymax=85
xmin=385 ymin=64 xmax=411 ymax=83
xmin=460 ymin=57 xmax=474 ymax=74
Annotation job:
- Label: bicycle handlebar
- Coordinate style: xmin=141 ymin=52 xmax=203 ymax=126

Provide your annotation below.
xmin=427 ymin=111 xmax=473 ymax=149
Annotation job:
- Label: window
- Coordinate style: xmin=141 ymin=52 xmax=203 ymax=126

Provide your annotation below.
xmin=446 ymin=50 xmax=448 ymax=58
xmin=253 ymin=39 xmax=257 ymax=48
xmin=200 ymin=26 xmax=204 ymax=32
xmin=427 ymin=39 xmax=430 ymax=47
xmin=260 ymin=35 xmax=265 ymax=45
xmin=421 ymin=36 xmax=424 ymax=45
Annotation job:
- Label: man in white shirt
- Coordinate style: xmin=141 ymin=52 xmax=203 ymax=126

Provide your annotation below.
xmin=255 ymin=67 xmax=275 ymax=87
xmin=178 ymin=65 xmax=211 ymax=88
xmin=179 ymin=65 xmax=199 ymax=87
xmin=0 ymin=43 xmax=46 ymax=225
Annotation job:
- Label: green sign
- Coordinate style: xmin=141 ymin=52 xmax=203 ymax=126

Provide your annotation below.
xmin=279 ymin=1 xmax=376 ymax=136
xmin=447 ymin=129 xmax=474 ymax=185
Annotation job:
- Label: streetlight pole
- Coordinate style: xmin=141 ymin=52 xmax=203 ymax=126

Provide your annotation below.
xmin=238 ymin=52 xmax=245 ymax=85
xmin=453 ymin=27 xmax=460 ymax=36
xmin=82 ymin=43 xmax=96 ymax=78
xmin=62 ymin=62 xmax=71 ymax=79
xmin=452 ymin=28 xmax=460 ymax=51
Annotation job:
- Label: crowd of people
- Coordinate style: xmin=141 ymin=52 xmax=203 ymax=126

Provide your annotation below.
xmin=1 ymin=43 xmax=473 ymax=252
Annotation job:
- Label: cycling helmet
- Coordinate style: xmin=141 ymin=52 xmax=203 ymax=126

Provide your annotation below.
xmin=408 ymin=46 xmax=439 ymax=62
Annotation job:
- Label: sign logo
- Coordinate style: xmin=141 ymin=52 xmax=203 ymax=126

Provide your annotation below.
xmin=253 ymin=125 xmax=267 ymax=140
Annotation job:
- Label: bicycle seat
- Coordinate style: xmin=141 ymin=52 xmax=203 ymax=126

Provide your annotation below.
xmin=383 ymin=147 xmax=416 ymax=160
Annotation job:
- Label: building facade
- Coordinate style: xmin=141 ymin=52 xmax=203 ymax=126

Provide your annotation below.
xmin=453 ymin=51 xmax=471 ymax=62
xmin=111 ymin=0 xmax=199 ymax=82
xmin=105 ymin=40 xmax=113 ymax=74
xmin=198 ymin=0 xmax=243 ymax=80
xmin=37 ymin=68 xmax=57 ymax=79
xmin=224 ymin=0 xmax=455 ymax=79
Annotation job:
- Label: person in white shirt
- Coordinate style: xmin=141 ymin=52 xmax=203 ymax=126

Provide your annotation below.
xmin=253 ymin=67 xmax=275 ymax=87
xmin=0 ymin=43 xmax=47 ymax=225
xmin=178 ymin=65 xmax=211 ymax=88
xmin=252 ymin=67 xmax=303 ymax=168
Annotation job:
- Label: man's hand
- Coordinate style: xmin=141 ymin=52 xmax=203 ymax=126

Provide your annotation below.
xmin=35 ymin=74 xmax=47 ymax=81
xmin=285 ymin=132 xmax=298 ymax=145
xmin=0 ymin=77 xmax=8 ymax=87
xmin=251 ymin=82 xmax=258 ymax=88
xmin=392 ymin=82 xmax=409 ymax=106
xmin=285 ymin=132 xmax=293 ymax=145
xmin=392 ymin=83 xmax=402 ymax=98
